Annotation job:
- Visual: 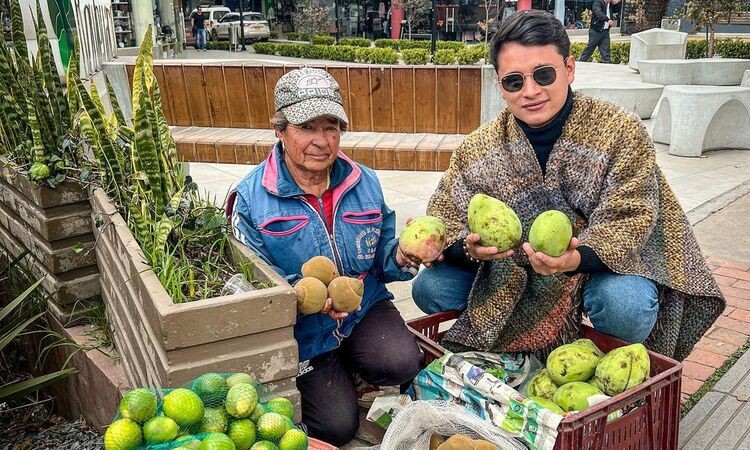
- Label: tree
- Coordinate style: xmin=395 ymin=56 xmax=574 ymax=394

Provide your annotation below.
xmin=293 ymin=0 xmax=331 ymax=42
xmin=477 ymin=0 xmax=498 ymax=44
xmin=683 ymin=0 xmax=740 ymax=57
xmin=393 ymin=0 xmax=430 ymax=39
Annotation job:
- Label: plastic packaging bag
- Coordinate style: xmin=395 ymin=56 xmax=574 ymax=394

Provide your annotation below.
xmin=104 ymin=372 xmax=307 ymax=450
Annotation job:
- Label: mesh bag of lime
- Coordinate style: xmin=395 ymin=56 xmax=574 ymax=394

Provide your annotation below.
xmin=104 ymin=372 xmax=307 ymax=450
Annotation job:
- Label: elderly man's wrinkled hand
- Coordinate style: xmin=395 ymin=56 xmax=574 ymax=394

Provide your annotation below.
xmin=319 ymin=298 xmax=352 ymax=321
xmin=396 ymin=244 xmax=443 ymax=268
xmin=465 ymin=233 xmax=514 ymax=261
xmin=522 ymin=237 xmax=581 ymax=275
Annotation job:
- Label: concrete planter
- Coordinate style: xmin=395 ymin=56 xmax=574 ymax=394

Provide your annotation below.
xmin=0 ymin=156 xmax=100 ymax=326
xmin=89 ymin=188 xmax=300 ymax=416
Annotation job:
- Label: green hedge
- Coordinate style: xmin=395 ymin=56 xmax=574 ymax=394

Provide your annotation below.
xmin=311 ymin=35 xmax=334 ymax=45
xmin=434 ymin=49 xmax=456 ymax=65
xmin=339 ymin=37 xmax=371 ymax=47
xmin=401 ymin=48 xmax=430 ymax=65
xmin=437 ymin=41 xmax=466 ymax=51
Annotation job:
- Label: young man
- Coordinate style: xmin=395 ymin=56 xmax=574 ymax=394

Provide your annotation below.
xmin=192 ymin=6 xmax=207 ymax=51
xmin=579 ymin=0 xmax=621 ymax=63
xmin=411 ymin=10 xmax=724 ymax=362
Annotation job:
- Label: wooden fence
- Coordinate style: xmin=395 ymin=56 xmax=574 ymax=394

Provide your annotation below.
xmin=127 ymin=63 xmax=482 ymax=134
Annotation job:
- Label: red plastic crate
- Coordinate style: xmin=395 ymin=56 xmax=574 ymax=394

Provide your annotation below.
xmin=406 ymin=311 xmax=683 ymax=450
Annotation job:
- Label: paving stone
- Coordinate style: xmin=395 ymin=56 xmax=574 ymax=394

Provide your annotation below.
xmin=709 ymin=327 xmax=749 ymax=346
xmin=707 ymin=401 xmax=750 ymax=450
xmin=715 ymin=267 xmax=750 ymax=282
xmin=683 ymin=360 xmax=718 ymax=381
xmin=679 ymin=393 xmax=742 ymax=449
xmin=686 ymin=348 xmax=729 ymax=369
xmin=713 ymin=346 xmax=750 ymax=394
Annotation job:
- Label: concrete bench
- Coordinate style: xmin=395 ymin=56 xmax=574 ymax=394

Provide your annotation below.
xmin=574 ymin=83 xmax=664 ymax=119
xmin=628 ymin=29 xmax=687 ymax=72
xmin=743 ymin=69 xmax=750 ymax=87
xmin=639 ymin=59 xmax=750 ymax=86
xmin=652 ymin=85 xmax=750 ymax=157
xmin=171 ymin=127 xmax=465 ymax=171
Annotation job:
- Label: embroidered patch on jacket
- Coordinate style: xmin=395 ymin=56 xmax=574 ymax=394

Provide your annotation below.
xmin=355 ymin=227 xmax=380 ymax=260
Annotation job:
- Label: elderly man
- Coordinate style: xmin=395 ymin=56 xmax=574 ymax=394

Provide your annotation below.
xmin=411 ymin=10 xmax=724 ymax=362
xmin=580 ymin=0 xmax=621 ymax=63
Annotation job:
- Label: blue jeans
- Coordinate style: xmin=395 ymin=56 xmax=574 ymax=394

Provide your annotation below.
xmin=412 ymin=264 xmax=659 ymax=343
xmin=195 ymin=28 xmax=207 ymax=50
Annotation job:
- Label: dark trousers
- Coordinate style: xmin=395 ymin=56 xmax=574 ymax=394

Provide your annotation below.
xmin=295 ymin=300 xmax=422 ymax=447
xmin=580 ymin=28 xmax=611 ymax=63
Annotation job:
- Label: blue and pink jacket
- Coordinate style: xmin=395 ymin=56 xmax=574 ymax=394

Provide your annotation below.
xmin=231 ymin=142 xmax=416 ymax=362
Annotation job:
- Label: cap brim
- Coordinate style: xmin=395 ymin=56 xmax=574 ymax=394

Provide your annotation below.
xmin=281 ymin=98 xmax=349 ymax=126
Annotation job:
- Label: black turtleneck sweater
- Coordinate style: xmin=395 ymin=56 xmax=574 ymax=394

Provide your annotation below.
xmin=444 ymin=89 xmax=608 ymax=274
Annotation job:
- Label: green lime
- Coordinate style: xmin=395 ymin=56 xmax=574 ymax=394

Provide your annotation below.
xmin=174 ymin=437 xmax=202 ymax=450
xmin=199 ymin=432 xmax=237 ymax=450
xmin=266 ymin=397 xmax=294 ymax=420
xmin=104 ymin=418 xmax=142 ymax=450
xmin=250 ymin=441 xmax=280 ymax=450
xmin=163 ymin=388 xmax=205 ymax=426
xmin=226 ymin=373 xmax=256 ymax=389
xmin=227 ymin=419 xmax=257 ymax=450
xmin=193 ymin=373 xmax=229 ymax=406
xmin=225 ymin=384 xmax=259 ymax=418
xmin=142 ymin=415 xmax=180 ymax=443
xmin=200 ymin=407 xmax=229 ymax=433
xmin=249 ymin=403 xmax=268 ymax=423
xmin=118 ymin=388 xmax=157 ymax=423
xmin=278 ymin=429 xmax=308 ymax=450
xmin=256 ymin=412 xmax=291 ymax=442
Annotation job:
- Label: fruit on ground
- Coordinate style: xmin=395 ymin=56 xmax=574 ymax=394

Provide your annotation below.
xmin=278 ymin=429 xmax=308 ymax=450
xmin=527 ymin=396 xmax=565 ymax=415
xmin=104 ymin=418 xmax=142 ymax=450
xmin=143 ymin=416 xmax=180 ymax=443
xmin=571 ymin=338 xmax=605 ymax=358
xmin=226 ymin=383 xmax=259 ymax=418
xmin=200 ymin=407 xmax=229 ymax=433
xmin=162 ymin=388 xmax=205 ymax=426
xmin=594 ymin=343 xmax=650 ymax=396
xmin=250 ymin=442 xmax=280 ymax=450
xmin=294 ymin=277 xmax=328 ymax=315
xmin=525 ymin=369 xmax=558 ymax=400
xmin=328 ymin=276 xmax=364 ymax=312
xmin=301 ymin=255 xmax=339 ymax=286
xmin=199 ymin=432 xmax=237 ymax=450
xmin=226 ymin=373 xmax=255 ymax=389
xmin=227 ymin=419 xmax=257 ymax=450
xmin=256 ymin=412 xmax=292 ymax=441
xmin=192 ymin=373 xmax=229 ymax=405
xmin=266 ymin=397 xmax=295 ymax=420
xmin=118 ymin=388 xmax=158 ymax=423
xmin=546 ymin=343 xmax=601 ymax=385
xmin=528 ymin=210 xmax=573 ymax=257
xmin=398 ymin=216 xmax=447 ymax=263
xmin=552 ymin=381 xmax=605 ymax=412
xmin=467 ymin=194 xmax=522 ymax=252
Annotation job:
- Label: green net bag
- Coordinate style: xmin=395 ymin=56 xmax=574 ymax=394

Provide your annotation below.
xmin=103 ymin=372 xmax=308 ymax=450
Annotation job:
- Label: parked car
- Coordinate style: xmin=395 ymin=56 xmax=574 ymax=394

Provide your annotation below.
xmin=185 ymin=5 xmax=231 ymax=46
xmin=212 ymin=12 xmax=271 ymax=42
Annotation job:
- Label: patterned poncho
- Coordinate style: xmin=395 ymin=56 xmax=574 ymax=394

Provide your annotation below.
xmin=428 ymin=93 xmax=725 ymax=361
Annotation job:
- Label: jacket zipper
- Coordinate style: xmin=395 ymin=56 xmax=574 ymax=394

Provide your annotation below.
xmin=300 ymin=197 xmax=345 ymax=275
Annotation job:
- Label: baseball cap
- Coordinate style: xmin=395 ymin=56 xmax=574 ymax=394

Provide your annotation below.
xmin=274 ymin=68 xmax=349 ymax=126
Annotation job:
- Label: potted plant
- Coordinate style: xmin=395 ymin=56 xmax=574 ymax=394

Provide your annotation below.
xmin=78 ymin=26 xmax=299 ymax=410
xmin=0 ymin=0 xmax=99 ymax=325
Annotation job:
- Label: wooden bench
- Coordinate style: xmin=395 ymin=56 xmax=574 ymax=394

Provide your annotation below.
xmin=171 ymin=127 xmax=465 ymax=171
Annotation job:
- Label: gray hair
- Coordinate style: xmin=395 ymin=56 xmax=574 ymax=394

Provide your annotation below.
xmin=271 ymin=111 xmax=348 ymax=132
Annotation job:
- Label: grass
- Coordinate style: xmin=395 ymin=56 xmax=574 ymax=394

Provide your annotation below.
xmin=680 ymin=339 xmax=750 ymax=418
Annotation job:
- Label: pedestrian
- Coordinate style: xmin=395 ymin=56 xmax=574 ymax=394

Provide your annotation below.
xmin=192 ymin=6 xmax=207 ymax=51
xmin=230 ymin=68 xmax=423 ymax=446
xmin=410 ymin=10 xmax=724 ymax=363
xmin=579 ymin=0 xmax=620 ymax=63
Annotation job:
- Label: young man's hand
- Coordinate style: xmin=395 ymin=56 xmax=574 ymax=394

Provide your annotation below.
xmin=464 ymin=233 xmax=515 ymax=261
xmin=522 ymin=237 xmax=581 ymax=275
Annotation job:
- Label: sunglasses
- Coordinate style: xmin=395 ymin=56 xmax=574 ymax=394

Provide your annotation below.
xmin=499 ymin=58 xmax=568 ymax=92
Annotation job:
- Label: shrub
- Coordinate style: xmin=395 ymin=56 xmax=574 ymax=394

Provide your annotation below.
xmin=340 ymin=37 xmax=371 ymax=47
xmin=305 ymin=44 xmax=328 ymax=59
xmin=401 ymin=48 xmax=430 ymax=64
xmin=270 ymin=31 xmax=278 ymax=39
xmin=375 ymin=38 xmax=400 ymax=49
xmin=275 ymin=43 xmax=306 ymax=57
xmin=325 ymin=45 xmax=358 ymax=62
xmin=312 ymin=34 xmax=335 ymax=45
xmin=355 ymin=47 xmax=398 ymax=64
xmin=207 ymin=41 xmax=230 ymax=50
xmin=714 ymin=38 xmax=750 ymax=58
xmin=253 ymin=42 xmax=277 ymax=54
xmin=456 ymin=45 xmax=485 ymax=65
xmin=398 ymin=39 xmax=431 ymax=50
xmin=610 ymin=42 xmax=630 ymax=64
xmin=437 ymin=41 xmax=465 ymax=51
xmin=434 ymin=49 xmax=456 ymax=65
xmin=686 ymin=39 xmax=707 ymax=59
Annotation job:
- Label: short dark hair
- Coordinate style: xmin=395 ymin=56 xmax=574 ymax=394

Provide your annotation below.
xmin=490 ymin=10 xmax=570 ymax=73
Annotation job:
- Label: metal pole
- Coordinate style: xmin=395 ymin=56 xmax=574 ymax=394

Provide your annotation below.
xmin=239 ymin=0 xmax=247 ymax=50
xmin=335 ymin=0 xmax=340 ymax=44
xmin=430 ymin=0 xmax=437 ymax=59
